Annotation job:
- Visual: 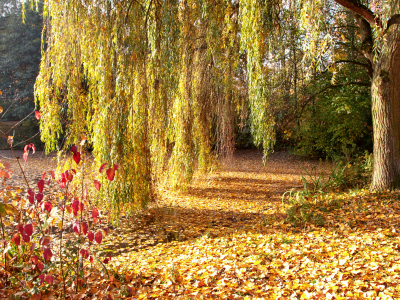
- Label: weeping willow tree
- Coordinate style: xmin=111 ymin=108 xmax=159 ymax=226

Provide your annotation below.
xmin=32 ymin=0 xmax=279 ymax=216
xmin=32 ymin=0 xmax=399 ymax=217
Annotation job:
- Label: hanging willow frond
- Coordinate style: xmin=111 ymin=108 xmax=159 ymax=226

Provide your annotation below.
xmin=33 ymin=0 xmax=282 ymax=215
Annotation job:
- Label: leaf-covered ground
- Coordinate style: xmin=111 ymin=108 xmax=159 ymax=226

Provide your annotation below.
xmin=2 ymin=150 xmax=400 ymax=299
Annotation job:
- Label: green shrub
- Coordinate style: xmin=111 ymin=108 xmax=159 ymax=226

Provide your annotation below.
xmin=282 ymin=152 xmax=373 ymax=227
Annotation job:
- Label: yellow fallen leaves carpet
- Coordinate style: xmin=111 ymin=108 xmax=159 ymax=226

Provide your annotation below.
xmin=4 ymin=150 xmax=400 ymax=299
xmin=92 ymin=150 xmax=400 ymax=299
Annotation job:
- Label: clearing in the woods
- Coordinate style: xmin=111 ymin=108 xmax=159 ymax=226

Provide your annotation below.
xmin=1 ymin=150 xmax=400 ymax=299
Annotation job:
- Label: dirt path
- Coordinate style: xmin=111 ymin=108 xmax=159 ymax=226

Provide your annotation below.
xmin=98 ymin=150 xmax=332 ymax=256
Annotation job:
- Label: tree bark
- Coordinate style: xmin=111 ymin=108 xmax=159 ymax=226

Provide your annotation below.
xmin=370 ymin=22 xmax=400 ymax=190
xmin=336 ymin=0 xmax=400 ymax=190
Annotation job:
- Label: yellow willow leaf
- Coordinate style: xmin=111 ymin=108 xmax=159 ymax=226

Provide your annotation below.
xmin=0 ymin=106 xmax=3 ymax=113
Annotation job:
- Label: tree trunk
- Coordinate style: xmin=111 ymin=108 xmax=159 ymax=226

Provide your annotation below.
xmin=370 ymin=23 xmax=400 ymax=190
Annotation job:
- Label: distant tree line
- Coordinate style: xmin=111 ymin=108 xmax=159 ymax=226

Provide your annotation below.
xmin=0 ymin=0 xmax=42 ymax=121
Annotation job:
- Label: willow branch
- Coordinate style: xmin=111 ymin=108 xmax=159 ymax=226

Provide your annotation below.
xmin=124 ymin=0 xmax=145 ymax=24
xmin=144 ymin=0 xmax=154 ymax=30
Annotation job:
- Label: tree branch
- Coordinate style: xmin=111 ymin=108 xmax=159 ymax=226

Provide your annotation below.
xmin=333 ymin=60 xmax=373 ymax=78
xmin=333 ymin=60 xmax=370 ymax=69
xmin=334 ymin=0 xmax=381 ymax=28
xmin=387 ymin=14 xmax=400 ymax=31
xmin=280 ymin=81 xmax=370 ymax=130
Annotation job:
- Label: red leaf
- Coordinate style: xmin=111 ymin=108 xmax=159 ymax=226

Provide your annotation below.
xmin=88 ymin=231 xmax=94 ymax=242
xmin=81 ymin=222 xmax=88 ymax=235
xmin=80 ymin=248 xmax=89 ymax=259
xmin=73 ymin=221 xmax=80 ymax=234
xmin=90 ymin=256 xmax=93 ymax=263
xmin=31 ymin=144 xmax=36 ymax=154
xmin=99 ymin=163 xmax=108 ymax=173
xmin=35 ymin=111 xmax=41 ymax=120
xmin=71 ymin=145 xmax=77 ymax=155
xmin=79 ymin=202 xmax=84 ymax=212
xmin=66 ymin=205 xmax=72 ymax=214
xmin=23 ymin=150 xmax=28 ymax=162
xmin=92 ymin=208 xmax=99 ymax=219
xmin=41 ymin=172 xmax=46 ymax=180
xmin=47 ymin=178 xmax=51 ymax=185
xmin=72 ymin=200 xmax=79 ymax=216
xmin=38 ymin=180 xmax=44 ymax=193
xmin=65 ymin=170 xmax=74 ymax=182
xmin=31 ymin=255 xmax=39 ymax=264
xmin=17 ymin=224 xmax=24 ymax=235
xmin=106 ymin=168 xmax=115 ymax=181
xmin=93 ymin=180 xmax=101 ymax=191
xmin=95 ymin=231 xmax=103 ymax=244
xmin=37 ymin=261 xmax=44 ymax=272
xmin=45 ymin=274 xmax=54 ymax=285
xmin=24 ymin=224 xmax=33 ymax=236
xmin=29 ymin=193 xmax=35 ymax=204
xmin=39 ymin=273 xmax=45 ymax=285
xmin=49 ymin=171 xmax=55 ymax=179
xmin=12 ymin=233 xmax=20 ymax=245
xmin=28 ymin=189 xmax=34 ymax=196
xmin=30 ymin=243 xmax=37 ymax=251
xmin=36 ymin=193 xmax=43 ymax=203
xmin=22 ymin=233 xmax=30 ymax=243
xmin=43 ymin=248 xmax=52 ymax=261
xmin=44 ymin=202 xmax=52 ymax=212
xmin=40 ymin=236 xmax=51 ymax=246
xmin=73 ymin=152 xmax=81 ymax=164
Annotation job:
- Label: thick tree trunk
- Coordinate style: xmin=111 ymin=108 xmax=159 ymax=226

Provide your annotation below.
xmin=370 ymin=24 xmax=400 ymax=190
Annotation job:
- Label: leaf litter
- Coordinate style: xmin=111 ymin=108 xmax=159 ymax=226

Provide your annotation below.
xmin=2 ymin=150 xmax=400 ymax=299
